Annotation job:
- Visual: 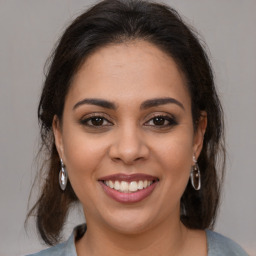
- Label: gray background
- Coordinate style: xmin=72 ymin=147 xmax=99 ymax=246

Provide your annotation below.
xmin=0 ymin=0 xmax=255 ymax=255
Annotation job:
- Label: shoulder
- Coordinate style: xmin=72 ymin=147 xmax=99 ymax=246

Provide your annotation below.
xmin=206 ymin=229 xmax=249 ymax=256
xmin=26 ymin=243 xmax=66 ymax=256
xmin=26 ymin=231 xmax=77 ymax=256
xmin=26 ymin=224 xmax=86 ymax=256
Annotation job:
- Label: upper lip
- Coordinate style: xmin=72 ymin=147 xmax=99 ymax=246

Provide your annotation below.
xmin=98 ymin=173 xmax=159 ymax=182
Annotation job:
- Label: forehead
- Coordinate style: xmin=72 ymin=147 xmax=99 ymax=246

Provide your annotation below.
xmin=67 ymin=40 xmax=190 ymax=107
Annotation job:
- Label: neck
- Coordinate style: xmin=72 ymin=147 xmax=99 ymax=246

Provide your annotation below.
xmin=76 ymin=214 xmax=189 ymax=256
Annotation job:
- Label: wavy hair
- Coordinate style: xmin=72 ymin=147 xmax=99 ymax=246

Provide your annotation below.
xmin=27 ymin=0 xmax=225 ymax=245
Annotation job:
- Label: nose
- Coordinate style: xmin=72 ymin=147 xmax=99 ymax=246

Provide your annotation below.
xmin=108 ymin=126 xmax=150 ymax=165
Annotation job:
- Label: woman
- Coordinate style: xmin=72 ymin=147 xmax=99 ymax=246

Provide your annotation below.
xmin=27 ymin=0 xmax=248 ymax=255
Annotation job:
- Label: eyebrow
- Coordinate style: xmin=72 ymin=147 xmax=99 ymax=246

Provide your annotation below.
xmin=73 ymin=97 xmax=184 ymax=111
xmin=140 ymin=97 xmax=184 ymax=110
xmin=73 ymin=98 xmax=117 ymax=110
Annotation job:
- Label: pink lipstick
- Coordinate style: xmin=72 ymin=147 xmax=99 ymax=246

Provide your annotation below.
xmin=98 ymin=173 xmax=159 ymax=203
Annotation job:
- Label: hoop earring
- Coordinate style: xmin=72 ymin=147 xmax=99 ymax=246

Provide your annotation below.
xmin=59 ymin=159 xmax=68 ymax=191
xmin=190 ymin=155 xmax=201 ymax=191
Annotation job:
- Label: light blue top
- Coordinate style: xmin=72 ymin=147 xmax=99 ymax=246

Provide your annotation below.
xmin=27 ymin=225 xmax=249 ymax=256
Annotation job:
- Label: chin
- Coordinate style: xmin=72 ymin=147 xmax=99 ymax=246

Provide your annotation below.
xmin=98 ymin=208 xmax=158 ymax=235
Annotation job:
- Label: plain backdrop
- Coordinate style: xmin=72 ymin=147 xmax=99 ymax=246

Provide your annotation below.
xmin=0 ymin=0 xmax=255 ymax=255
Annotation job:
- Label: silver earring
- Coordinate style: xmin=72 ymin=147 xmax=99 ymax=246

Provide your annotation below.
xmin=190 ymin=155 xmax=201 ymax=191
xmin=59 ymin=159 xmax=68 ymax=191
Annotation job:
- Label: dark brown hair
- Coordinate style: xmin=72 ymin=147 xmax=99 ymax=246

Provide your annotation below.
xmin=27 ymin=0 xmax=225 ymax=245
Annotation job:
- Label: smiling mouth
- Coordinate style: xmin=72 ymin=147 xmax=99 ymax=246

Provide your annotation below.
xmin=103 ymin=180 xmax=155 ymax=193
xmin=98 ymin=173 xmax=159 ymax=203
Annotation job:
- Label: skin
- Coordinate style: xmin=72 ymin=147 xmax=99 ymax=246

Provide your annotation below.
xmin=53 ymin=40 xmax=207 ymax=256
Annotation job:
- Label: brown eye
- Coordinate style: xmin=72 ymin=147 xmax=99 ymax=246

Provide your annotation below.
xmin=153 ymin=116 xmax=166 ymax=126
xmin=91 ymin=117 xmax=104 ymax=126
xmin=145 ymin=115 xmax=177 ymax=128
xmin=80 ymin=115 xmax=112 ymax=127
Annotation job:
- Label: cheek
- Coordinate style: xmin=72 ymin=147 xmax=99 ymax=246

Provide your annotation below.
xmin=61 ymin=129 xmax=108 ymax=190
xmin=155 ymin=129 xmax=194 ymax=185
xmin=61 ymin=136 xmax=108 ymax=212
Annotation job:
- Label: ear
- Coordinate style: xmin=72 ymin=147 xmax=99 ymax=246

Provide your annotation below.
xmin=52 ymin=115 xmax=65 ymax=161
xmin=193 ymin=111 xmax=207 ymax=159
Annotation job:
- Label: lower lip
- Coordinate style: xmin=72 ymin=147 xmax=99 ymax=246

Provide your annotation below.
xmin=99 ymin=181 xmax=158 ymax=203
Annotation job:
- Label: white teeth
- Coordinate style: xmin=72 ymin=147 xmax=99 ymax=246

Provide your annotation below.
xmin=104 ymin=180 xmax=154 ymax=193
xmin=114 ymin=181 xmax=120 ymax=190
xmin=138 ymin=180 xmax=144 ymax=190
xmin=109 ymin=180 xmax=114 ymax=188
xmin=120 ymin=181 xmax=129 ymax=192
xmin=129 ymin=181 xmax=138 ymax=192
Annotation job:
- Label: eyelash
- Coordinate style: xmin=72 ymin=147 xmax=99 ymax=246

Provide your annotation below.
xmin=144 ymin=115 xmax=177 ymax=128
xmin=80 ymin=114 xmax=113 ymax=127
xmin=79 ymin=114 xmax=177 ymax=129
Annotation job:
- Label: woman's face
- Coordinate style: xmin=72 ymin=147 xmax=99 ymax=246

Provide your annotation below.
xmin=53 ymin=40 xmax=205 ymax=234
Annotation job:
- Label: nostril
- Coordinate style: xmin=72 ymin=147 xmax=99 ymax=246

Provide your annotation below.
xmin=108 ymin=134 xmax=150 ymax=164
xmin=111 ymin=156 xmax=146 ymax=165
